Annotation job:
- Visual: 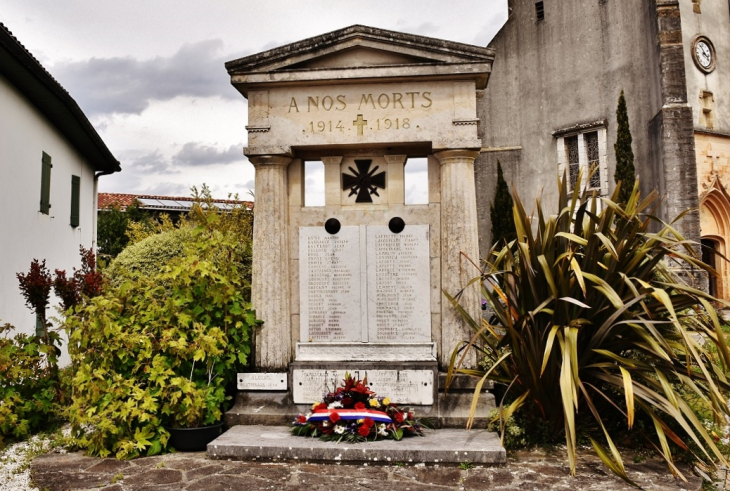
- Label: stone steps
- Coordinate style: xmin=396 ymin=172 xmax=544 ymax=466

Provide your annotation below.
xmin=207 ymin=425 xmax=506 ymax=465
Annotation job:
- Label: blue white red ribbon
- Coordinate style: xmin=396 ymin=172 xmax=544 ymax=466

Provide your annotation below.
xmin=307 ymin=409 xmax=392 ymax=423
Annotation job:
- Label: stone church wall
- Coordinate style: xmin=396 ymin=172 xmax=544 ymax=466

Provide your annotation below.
xmin=476 ymin=0 xmax=693 ymax=258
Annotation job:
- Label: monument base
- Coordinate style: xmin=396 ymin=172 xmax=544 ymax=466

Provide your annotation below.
xmin=208 ymin=425 xmax=506 ymax=464
xmin=225 ymin=369 xmax=495 ymax=429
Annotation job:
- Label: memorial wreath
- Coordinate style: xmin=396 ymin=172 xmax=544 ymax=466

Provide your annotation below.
xmin=291 ymin=372 xmax=428 ymax=442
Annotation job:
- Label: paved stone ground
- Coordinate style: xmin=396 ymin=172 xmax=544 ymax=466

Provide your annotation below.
xmin=31 ymin=447 xmax=703 ymax=491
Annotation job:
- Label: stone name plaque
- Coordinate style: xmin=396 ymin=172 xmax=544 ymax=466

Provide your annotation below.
xmin=367 ymin=225 xmax=430 ymax=342
xmin=292 ymin=369 xmax=434 ymax=405
xmin=299 ymin=226 xmax=363 ymax=342
xmin=299 ymin=224 xmax=430 ymax=344
xmin=237 ymin=372 xmax=288 ymax=391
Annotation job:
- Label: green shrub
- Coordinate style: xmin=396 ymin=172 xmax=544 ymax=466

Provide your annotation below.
xmin=447 ymin=170 xmax=730 ymax=484
xmin=490 ymin=160 xmax=517 ymax=247
xmin=104 ymin=227 xmax=194 ymax=286
xmin=97 ymin=201 xmax=151 ymax=259
xmin=0 ymin=323 xmax=65 ymax=448
xmin=105 ymin=187 xmax=253 ymax=300
xmin=614 ymin=89 xmax=636 ymax=204
xmin=64 ymin=226 xmax=259 ymax=459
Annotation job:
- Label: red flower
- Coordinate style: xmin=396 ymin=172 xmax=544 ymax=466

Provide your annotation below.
xmin=315 ymin=403 xmax=327 ymax=411
xmin=354 ymin=402 xmax=366 ymax=410
xmin=395 ymin=412 xmax=405 ymax=423
xmin=363 ymin=417 xmax=374 ymax=428
xmin=297 ymin=415 xmax=307 ymax=424
xmin=330 ymin=412 xmax=341 ymax=423
xmin=407 ymin=412 xmax=413 ymax=420
xmin=358 ymin=425 xmax=371 ymax=437
xmin=342 ymin=397 xmax=353 ymax=407
xmin=352 ymin=383 xmax=370 ymax=394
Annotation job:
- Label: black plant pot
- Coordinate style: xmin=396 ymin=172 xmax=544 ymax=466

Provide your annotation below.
xmin=166 ymin=422 xmax=225 ymax=452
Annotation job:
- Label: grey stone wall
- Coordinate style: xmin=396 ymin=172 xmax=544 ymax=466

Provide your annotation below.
xmin=679 ymin=0 xmax=730 ymax=134
xmin=477 ymin=0 xmax=701 ymax=259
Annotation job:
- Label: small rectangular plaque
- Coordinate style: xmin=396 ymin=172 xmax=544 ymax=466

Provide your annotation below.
xmin=292 ymin=369 xmax=433 ymax=405
xmin=238 ymin=372 xmax=288 ymax=391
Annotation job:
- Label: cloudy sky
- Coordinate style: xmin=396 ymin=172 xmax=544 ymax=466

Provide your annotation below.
xmin=1 ymin=1 xmax=508 ymax=201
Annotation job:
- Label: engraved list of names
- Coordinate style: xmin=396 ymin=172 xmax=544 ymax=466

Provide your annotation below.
xmin=299 ymin=225 xmax=430 ymax=344
xmin=367 ymin=225 xmax=431 ymax=342
xmin=299 ymin=227 xmax=362 ymax=342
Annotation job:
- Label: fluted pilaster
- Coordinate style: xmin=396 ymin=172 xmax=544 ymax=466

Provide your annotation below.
xmin=250 ymin=155 xmax=293 ymax=370
xmin=435 ymin=149 xmax=481 ymax=368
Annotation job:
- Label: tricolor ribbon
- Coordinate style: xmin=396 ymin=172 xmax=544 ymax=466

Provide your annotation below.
xmin=308 ymin=409 xmax=392 ymax=423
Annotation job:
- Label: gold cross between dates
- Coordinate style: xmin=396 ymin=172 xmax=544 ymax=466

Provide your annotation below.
xmin=353 ymin=114 xmax=367 ymax=136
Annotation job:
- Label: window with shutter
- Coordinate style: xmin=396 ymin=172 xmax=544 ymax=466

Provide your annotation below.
xmin=40 ymin=152 xmax=52 ymax=214
xmin=70 ymin=175 xmax=80 ymax=227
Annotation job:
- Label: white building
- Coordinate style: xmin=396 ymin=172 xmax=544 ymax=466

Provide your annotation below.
xmin=0 ymin=23 xmax=120 ymax=346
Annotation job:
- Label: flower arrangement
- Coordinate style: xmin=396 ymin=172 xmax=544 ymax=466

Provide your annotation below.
xmin=291 ymin=372 xmax=426 ymax=442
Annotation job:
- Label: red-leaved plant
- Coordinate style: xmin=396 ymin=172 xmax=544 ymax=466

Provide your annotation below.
xmin=53 ymin=246 xmax=104 ymax=311
xmin=16 ymin=259 xmax=52 ymax=330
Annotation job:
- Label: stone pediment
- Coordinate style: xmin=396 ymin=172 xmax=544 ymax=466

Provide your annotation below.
xmin=226 ymin=25 xmax=495 ymax=94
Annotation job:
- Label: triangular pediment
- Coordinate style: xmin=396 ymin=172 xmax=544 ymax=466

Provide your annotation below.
xmin=287 ymin=46 xmax=435 ymax=70
xmin=226 ymin=25 xmax=494 ymax=88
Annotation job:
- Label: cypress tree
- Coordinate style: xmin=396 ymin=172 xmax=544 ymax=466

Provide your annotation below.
xmin=490 ymin=160 xmax=516 ymax=246
xmin=614 ymin=89 xmax=636 ymax=204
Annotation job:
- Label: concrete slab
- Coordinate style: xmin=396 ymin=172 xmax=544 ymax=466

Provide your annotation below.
xmin=207 ymin=425 xmax=506 ymax=465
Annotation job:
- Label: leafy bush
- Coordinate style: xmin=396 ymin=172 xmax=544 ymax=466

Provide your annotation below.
xmin=64 ymin=226 xmax=259 ymax=459
xmin=447 ymin=170 xmax=730 ymax=484
xmin=0 ymin=323 xmax=66 ymax=448
xmin=53 ymin=246 xmax=104 ymax=311
xmin=97 ymin=201 xmax=151 ymax=259
xmin=1 ymin=248 xmax=105 ymax=449
xmin=16 ymin=259 xmax=53 ymax=336
xmin=104 ymin=227 xmax=194 ymax=286
xmin=105 ymin=186 xmax=253 ymax=299
xmin=490 ymin=160 xmax=516 ymax=247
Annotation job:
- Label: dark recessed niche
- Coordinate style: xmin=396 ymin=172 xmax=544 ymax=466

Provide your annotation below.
xmin=324 ymin=218 xmax=341 ymax=235
xmin=389 ymin=217 xmax=406 ymax=234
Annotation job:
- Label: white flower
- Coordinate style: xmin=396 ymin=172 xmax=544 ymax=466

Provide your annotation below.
xmin=328 ymin=401 xmax=343 ymax=409
xmin=335 ymin=425 xmax=345 ymax=434
xmin=377 ymin=424 xmax=388 ymax=436
xmin=322 ymin=421 xmax=329 ymax=427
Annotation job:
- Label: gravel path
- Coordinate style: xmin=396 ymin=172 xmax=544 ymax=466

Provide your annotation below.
xmin=0 ymin=433 xmax=60 ymax=491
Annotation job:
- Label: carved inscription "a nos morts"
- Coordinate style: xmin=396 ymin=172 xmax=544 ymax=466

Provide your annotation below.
xmin=287 ymin=91 xmax=433 ymax=113
xmin=245 ymin=80 xmax=481 ymax=150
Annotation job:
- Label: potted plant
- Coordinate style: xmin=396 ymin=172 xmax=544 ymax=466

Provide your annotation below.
xmin=153 ymin=230 xmax=258 ymax=451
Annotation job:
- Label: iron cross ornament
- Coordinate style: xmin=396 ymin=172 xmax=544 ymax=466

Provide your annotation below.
xmin=342 ymin=159 xmax=386 ymax=203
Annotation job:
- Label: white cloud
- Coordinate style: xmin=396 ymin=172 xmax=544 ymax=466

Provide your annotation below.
xmin=51 ymin=40 xmax=237 ymax=116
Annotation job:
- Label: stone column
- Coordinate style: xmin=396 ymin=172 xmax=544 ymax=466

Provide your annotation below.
xmin=250 ymin=155 xmax=293 ymax=370
xmin=434 ymin=149 xmax=481 ymax=369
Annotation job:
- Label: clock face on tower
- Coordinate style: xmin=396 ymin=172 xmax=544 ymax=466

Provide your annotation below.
xmin=696 ymin=41 xmax=712 ymax=68
xmin=692 ymin=36 xmax=716 ymax=73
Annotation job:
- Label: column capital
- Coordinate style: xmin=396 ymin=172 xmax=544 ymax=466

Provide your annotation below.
xmin=433 ymin=149 xmax=481 ymax=164
xmin=249 ymin=155 xmax=293 ymax=168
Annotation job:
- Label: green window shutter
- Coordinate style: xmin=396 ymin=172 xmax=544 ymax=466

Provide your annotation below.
xmin=40 ymin=152 xmax=52 ymax=214
xmin=70 ymin=175 xmax=80 ymax=227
